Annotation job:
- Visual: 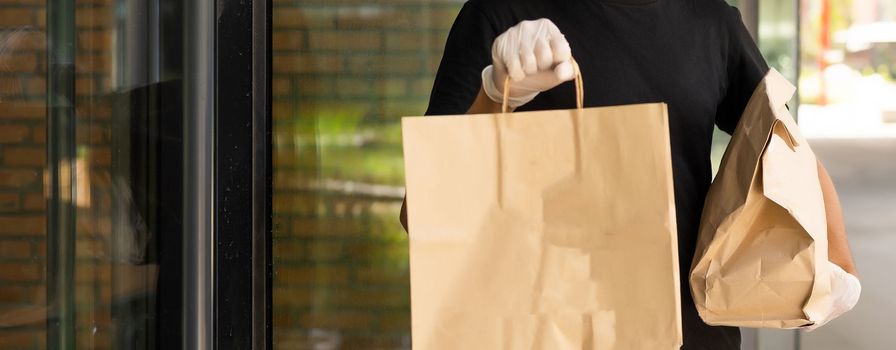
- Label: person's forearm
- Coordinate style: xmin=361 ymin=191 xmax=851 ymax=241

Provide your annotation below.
xmin=467 ymin=87 xmax=510 ymax=114
xmin=400 ymin=197 xmax=409 ymax=233
xmin=818 ymin=159 xmax=858 ymax=276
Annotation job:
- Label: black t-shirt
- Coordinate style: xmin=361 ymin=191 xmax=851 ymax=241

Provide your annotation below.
xmin=425 ymin=0 xmax=769 ymax=348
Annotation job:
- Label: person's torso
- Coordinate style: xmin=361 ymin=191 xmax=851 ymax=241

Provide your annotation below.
xmin=469 ymin=0 xmax=743 ymax=348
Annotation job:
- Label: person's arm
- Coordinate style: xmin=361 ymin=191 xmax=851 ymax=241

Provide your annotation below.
xmin=400 ymin=197 xmax=408 ymax=232
xmin=818 ymin=159 xmax=858 ymax=276
xmin=467 ymin=87 xmax=505 ymax=114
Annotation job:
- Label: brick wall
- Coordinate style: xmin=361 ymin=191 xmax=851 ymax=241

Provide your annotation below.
xmin=1 ymin=1 xmax=116 ymax=349
xmin=0 ymin=2 xmax=50 ymax=349
xmin=2 ymin=0 xmax=465 ymax=348
xmin=271 ymin=0 xmax=462 ymax=348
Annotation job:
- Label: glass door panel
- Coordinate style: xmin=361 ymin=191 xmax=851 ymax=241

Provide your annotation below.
xmin=270 ymin=1 xmax=462 ymax=348
xmin=0 ymin=1 xmax=185 ymax=349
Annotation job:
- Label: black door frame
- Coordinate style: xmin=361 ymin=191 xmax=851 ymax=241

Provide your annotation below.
xmin=210 ymin=0 xmax=273 ymax=349
xmin=185 ymin=0 xmax=271 ymax=348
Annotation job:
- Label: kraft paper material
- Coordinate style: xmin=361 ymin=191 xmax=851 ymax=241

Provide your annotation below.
xmin=402 ymin=74 xmax=682 ymax=349
xmin=690 ymin=68 xmax=834 ymax=329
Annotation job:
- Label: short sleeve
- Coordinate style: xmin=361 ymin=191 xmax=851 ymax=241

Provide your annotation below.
xmin=714 ymin=6 xmax=771 ymax=135
xmin=425 ymin=3 xmax=497 ymax=116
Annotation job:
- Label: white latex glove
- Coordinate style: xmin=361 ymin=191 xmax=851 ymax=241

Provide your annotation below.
xmin=482 ymin=18 xmax=576 ymax=109
xmin=805 ymin=261 xmax=861 ymax=331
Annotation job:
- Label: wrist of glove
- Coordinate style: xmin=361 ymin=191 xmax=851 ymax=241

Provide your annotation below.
xmin=483 ymin=18 xmax=576 ymax=109
xmin=482 ymin=65 xmax=539 ymax=109
xmin=804 ymin=261 xmax=861 ymax=331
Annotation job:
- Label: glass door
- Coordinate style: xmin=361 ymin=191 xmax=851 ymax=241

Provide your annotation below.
xmin=2 ymin=1 xmax=269 ymax=349
xmin=0 ymin=0 xmax=188 ymax=349
xmin=269 ymin=1 xmax=459 ymax=348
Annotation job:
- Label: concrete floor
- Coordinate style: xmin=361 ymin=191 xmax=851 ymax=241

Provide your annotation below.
xmin=798 ymin=138 xmax=896 ymax=350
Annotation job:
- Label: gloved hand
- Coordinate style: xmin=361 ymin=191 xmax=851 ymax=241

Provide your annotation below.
xmin=805 ymin=261 xmax=861 ymax=331
xmin=482 ymin=18 xmax=575 ymax=109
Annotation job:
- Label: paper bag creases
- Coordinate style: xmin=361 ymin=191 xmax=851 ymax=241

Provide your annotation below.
xmin=690 ymin=69 xmax=833 ymax=329
xmin=403 ymin=102 xmax=682 ymax=349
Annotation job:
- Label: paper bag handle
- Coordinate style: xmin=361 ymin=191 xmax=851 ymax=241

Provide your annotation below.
xmin=502 ymin=58 xmax=584 ymax=114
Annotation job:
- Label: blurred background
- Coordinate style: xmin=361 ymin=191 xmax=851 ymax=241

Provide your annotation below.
xmin=0 ymin=0 xmax=893 ymax=349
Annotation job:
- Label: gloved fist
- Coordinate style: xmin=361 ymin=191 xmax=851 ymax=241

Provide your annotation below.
xmin=482 ymin=18 xmax=575 ymax=109
xmin=804 ymin=261 xmax=861 ymax=331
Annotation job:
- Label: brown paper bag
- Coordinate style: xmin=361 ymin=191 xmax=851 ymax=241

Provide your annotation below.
xmin=402 ymin=70 xmax=682 ymax=349
xmin=690 ymin=68 xmax=833 ymax=328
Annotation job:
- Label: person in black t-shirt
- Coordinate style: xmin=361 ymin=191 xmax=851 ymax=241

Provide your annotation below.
xmin=399 ymin=1 xmax=859 ymax=348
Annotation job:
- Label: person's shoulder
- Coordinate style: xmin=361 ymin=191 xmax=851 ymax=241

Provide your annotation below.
xmin=676 ymin=0 xmax=743 ymax=30
xmin=677 ymin=0 xmax=739 ymax=18
xmin=464 ymin=0 xmax=520 ymax=14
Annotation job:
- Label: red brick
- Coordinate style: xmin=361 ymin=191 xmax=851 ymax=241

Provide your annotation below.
xmin=347 ymin=55 xmax=422 ymax=75
xmin=75 ymin=263 xmax=110 ymax=283
xmin=0 ymin=77 xmax=23 ymax=96
xmin=272 ymin=31 xmax=305 ymax=50
xmin=23 ymin=192 xmax=44 ymax=211
xmin=272 ymin=310 xmax=295 ymax=327
xmin=306 ymin=241 xmax=344 ymax=261
xmin=377 ymin=313 xmax=411 ymax=331
xmin=427 ymin=8 xmax=461 ymax=30
xmin=0 ymin=285 xmax=36 ymax=304
xmin=273 ymin=9 xmax=334 ymax=29
xmin=25 ymin=77 xmax=46 ymax=97
xmin=76 ymin=103 xmax=112 ymax=119
xmin=328 ymin=289 xmax=408 ymax=309
xmin=75 ymin=7 xmax=111 ymax=28
xmin=0 ymin=101 xmax=45 ymax=119
xmin=0 ymin=53 xmax=38 ymax=72
xmin=346 ymin=242 xmax=407 ymax=261
xmin=272 ymin=240 xmax=302 ymax=260
xmin=35 ymin=8 xmax=45 ymax=28
xmin=76 ymin=77 xmax=96 ymax=96
xmin=31 ymin=122 xmax=46 ymax=143
xmin=0 ymin=169 xmax=39 ymax=188
xmin=288 ymin=217 xmax=368 ymax=237
xmin=273 ymin=53 xmax=343 ymax=74
xmin=76 ymin=238 xmax=105 ymax=259
xmin=272 ymin=287 xmax=318 ymax=307
xmin=299 ymin=311 xmax=374 ymax=330
xmin=0 ymin=0 xmax=44 ymax=4
xmin=0 ymin=214 xmax=44 ymax=235
xmin=272 ymin=77 xmax=291 ymax=95
xmin=0 ymin=8 xmax=34 ymax=27
xmin=272 ymin=8 xmax=307 ymax=28
xmin=308 ymin=31 xmax=381 ymax=51
xmin=272 ymin=100 xmax=292 ymax=121
xmin=0 ymin=263 xmax=41 ymax=281
xmin=0 ymin=330 xmax=39 ymax=349
xmin=3 ymin=147 xmax=46 ymax=167
xmin=383 ymin=32 xmax=423 ymax=51
xmin=334 ymin=77 xmax=372 ymax=96
xmin=76 ymin=54 xmax=111 ymax=73
xmin=355 ymin=266 xmax=407 ymax=285
xmin=0 ymin=124 xmax=30 ymax=144
xmin=78 ymin=30 xmax=110 ymax=51
xmin=336 ymin=11 xmax=413 ymax=29
xmin=0 ymin=30 xmax=45 ymax=51
xmin=0 ymin=239 xmax=31 ymax=258
xmin=276 ymin=266 xmax=348 ymax=285
xmin=90 ymin=147 xmax=111 ymax=166
xmin=0 ymin=193 xmax=19 ymax=211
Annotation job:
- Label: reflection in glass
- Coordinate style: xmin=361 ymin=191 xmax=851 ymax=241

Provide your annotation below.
xmin=0 ymin=6 xmax=51 ymax=348
xmin=0 ymin=1 xmax=184 ymax=349
xmin=271 ymin=1 xmax=460 ymax=348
